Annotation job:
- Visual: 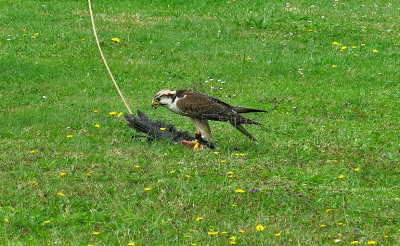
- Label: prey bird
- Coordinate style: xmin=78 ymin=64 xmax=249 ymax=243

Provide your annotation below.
xmin=151 ymin=90 xmax=267 ymax=142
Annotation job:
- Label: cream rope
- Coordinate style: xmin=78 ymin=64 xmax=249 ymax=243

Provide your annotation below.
xmin=88 ymin=0 xmax=133 ymax=114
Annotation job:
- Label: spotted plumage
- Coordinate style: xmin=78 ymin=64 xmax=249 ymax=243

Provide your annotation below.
xmin=152 ymin=90 xmax=266 ymax=142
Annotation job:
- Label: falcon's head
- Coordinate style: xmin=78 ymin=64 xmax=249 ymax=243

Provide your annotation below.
xmin=152 ymin=90 xmax=176 ymax=109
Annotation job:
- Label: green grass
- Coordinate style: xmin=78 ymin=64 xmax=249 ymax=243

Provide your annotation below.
xmin=1 ymin=0 xmax=400 ymax=245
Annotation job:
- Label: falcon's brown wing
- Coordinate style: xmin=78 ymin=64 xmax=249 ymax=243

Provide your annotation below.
xmin=176 ymin=92 xmax=260 ymax=124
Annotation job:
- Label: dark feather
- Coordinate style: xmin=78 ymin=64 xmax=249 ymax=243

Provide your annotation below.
xmin=124 ymin=110 xmax=215 ymax=148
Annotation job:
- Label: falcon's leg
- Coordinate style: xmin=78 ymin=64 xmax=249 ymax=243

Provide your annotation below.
xmin=230 ymin=122 xmax=258 ymax=142
xmin=191 ymin=118 xmax=211 ymax=141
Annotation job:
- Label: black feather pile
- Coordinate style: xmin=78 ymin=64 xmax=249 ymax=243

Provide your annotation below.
xmin=124 ymin=110 xmax=214 ymax=149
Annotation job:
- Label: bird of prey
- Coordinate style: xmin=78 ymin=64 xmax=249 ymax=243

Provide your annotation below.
xmin=151 ymin=89 xmax=266 ymax=142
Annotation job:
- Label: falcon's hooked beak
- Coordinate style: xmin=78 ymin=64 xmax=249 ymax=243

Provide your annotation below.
xmin=152 ymin=99 xmax=159 ymax=109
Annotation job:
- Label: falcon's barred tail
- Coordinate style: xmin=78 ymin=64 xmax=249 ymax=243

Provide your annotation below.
xmin=230 ymin=122 xmax=258 ymax=142
xmin=236 ymin=116 xmax=262 ymax=125
xmin=233 ymin=106 xmax=267 ymax=114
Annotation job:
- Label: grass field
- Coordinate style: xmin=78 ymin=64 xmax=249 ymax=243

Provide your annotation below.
xmin=1 ymin=0 xmax=400 ymax=245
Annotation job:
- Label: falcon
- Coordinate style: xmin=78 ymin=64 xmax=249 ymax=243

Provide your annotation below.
xmin=151 ymin=89 xmax=267 ymax=142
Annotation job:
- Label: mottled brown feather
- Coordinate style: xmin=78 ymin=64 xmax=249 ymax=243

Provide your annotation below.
xmin=175 ymin=90 xmax=261 ymax=125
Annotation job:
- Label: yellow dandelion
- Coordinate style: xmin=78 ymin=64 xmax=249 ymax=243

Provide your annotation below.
xmin=34 ymin=33 xmax=39 ymax=36
xmin=256 ymin=224 xmax=265 ymax=231
xmin=108 ymin=111 xmax=117 ymax=116
xmin=184 ymin=234 xmax=190 ymax=238
xmin=32 ymin=180 xmax=37 ymax=184
xmin=87 ymin=173 xmax=92 ymax=176
xmin=57 ymin=192 xmax=65 ymax=197
xmin=367 ymin=241 xmax=376 ymax=245
xmin=361 ymin=43 xmax=366 ymax=46
xmin=220 ymin=160 xmax=226 ymax=163
xmin=351 ymin=241 xmax=358 ymax=245
xmin=337 ymin=222 xmax=344 ymax=226
xmin=94 ymin=124 xmax=100 ymax=128
xmin=60 ymin=172 xmax=67 ymax=177
xmin=128 ymin=243 xmax=135 ymax=246
xmin=88 ymin=245 xmax=93 ymax=246
xmin=112 ymin=37 xmax=120 ymax=43
xmin=117 ymin=112 xmax=123 ymax=117
xmin=23 ymin=34 xmax=27 ymax=36
xmin=229 ymin=242 xmax=237 ymax=245
xmin=45 ymin=220 xmax=51 ymax=224
xmin=191 ymin=243 xmax=197 ymax=246
xmin=92 ymin=231 xmax=100 ymax=235
xmin=338 ymin=174 xmax=345 ymax=179
xmin=22 ymin=28 xmax=26 ymax=32
xmin=81 ymin=38 xmax=86 ymax=41
xmin=169 ymin=170 xmax=175 ymax=174
xmin=245 ymin=57 xmax=252 ymax=61
xmin=234 ymin=153 xmax=244 ymax=156
xmin=229 ymin=236 xmax=236 ymax=240
xmin=221 ymin=231 xmax=227 ymax=234
xmin=207 ymin=231 xmax=218 ymax=235
xmin=231 ymin=204 xmax=238 ymax=207
xmin=66 ymin=135 xmax=73 ymax=138
xmin=159 ymin=127 xmax=166 ymax=131
xmin=354 ymin=167 xmax=360 ymax=171
xmin=372 ymin=49 xmax=378 ymax=53
xmin=196 ymin=217 xmax=203 ymax=221
xmin=93 ymin=109 xmax=99 ymax=113
xmin=31 ymin=36 xmax=36 ymax=39
xmin=341 ymin=46 xmax=347 ymax=50
xmin=325 ymin=209 xmax=332 ymax=212
xmin=4 ymin=218 xmax=9 ymax=223
xmin=30 ymin=150 xmax=35 ymax=154
xmin=144 ymin=187 xmax=151 ymax=191
xmin=331 ymin=65 xmax=337 ymax=68
xmin=351 ymin=46 xmax=357 ymax=49
xmin=235 ymin=189 xmax=245 ymax=193
xmin=320 ymin=224 xmax=326 ymax=228
xmin=213 ymin=151 xmax=219 ymax=154
xmin=384 ymin=235 xmax=389 ymax=238
xmin=354 ymin=54 xmax=359 ymax=57
xmin=334 ymin=239 xmax=341 ymax=243
xmin=239 ymin=229 xmax=245 ymax=233
xmin=308 ymin=29 xmax=313 ymax=32
xmin=274 ymin=233 xmax=281 ymax=237
xmin=332 ymin=42 xmax=340 ymax=45
xmin=185 ymin=175 xmax=191 ymax=178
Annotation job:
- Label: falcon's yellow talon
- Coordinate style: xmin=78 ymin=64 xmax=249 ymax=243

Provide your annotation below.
xmin=193 ymin=140 xmax=200 ymax=150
